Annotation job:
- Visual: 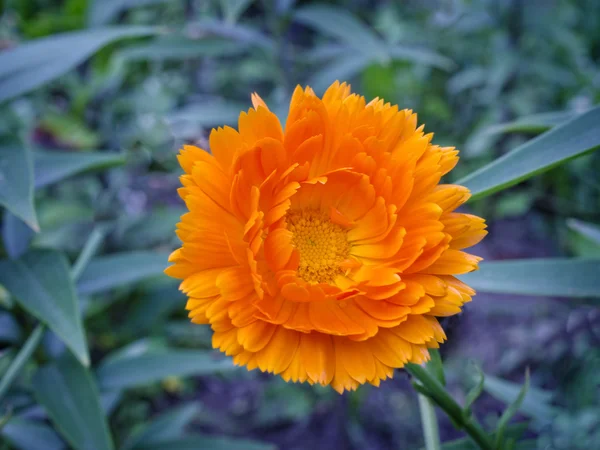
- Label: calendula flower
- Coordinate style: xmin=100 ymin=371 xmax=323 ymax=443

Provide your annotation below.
xmin=166 ymin=81 xmax=486 ymax=393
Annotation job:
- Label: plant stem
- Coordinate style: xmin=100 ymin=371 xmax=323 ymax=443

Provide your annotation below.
xmin=0 ymin=324 xmax=45 ymax=402
xmin=407 ymin=364 xmax=495 ymax=450
xmin=418 ymin=392 xmax=442 ymax=450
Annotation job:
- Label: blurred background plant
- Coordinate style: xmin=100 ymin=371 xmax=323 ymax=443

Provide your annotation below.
xmin=0 ymin=0 xmax=599 ymax=449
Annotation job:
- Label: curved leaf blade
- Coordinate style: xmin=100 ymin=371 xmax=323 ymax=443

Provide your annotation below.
xmin=567 ymin=219 xmax=600 ymax=246
xmin=0 ymin=250 xmax=89 ymax=366
xmin=123 ymin=403 xmax=201 ymax=450
xmin=2 ymin=211 xmax=35 ymax=259
xmin=1 ymin=417 xmax=65 ymax=450
xmin=34 ymin=151 xmax=126 ymax=189
xmin=89 ymin=0 xmax=170 ymax=26
xmin=97 ymin=349 xmax=236 ymax=390
xmin=459 ymin=258 xmax=600 ymax=297
xmin=137 ymin=435 xmax=275 ymax=450
xmin=484 ymin=110 xmax=581 ymax=136
xmin=32 ymin=354 xmax=114 ymax=450
xmin=0 ymin=147 xmax=39 ymax=231
xmin=77 ymin=251 xmax=169 ymax=295
xmin=459 ymin=106 xmax=600 ymax=201
xmin=0 ymin=26 xmax=157 ymax=103
xmin=294 ymin=5 xmax=388 ymax=62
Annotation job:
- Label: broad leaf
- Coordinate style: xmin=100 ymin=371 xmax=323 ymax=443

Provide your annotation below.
xmin=89 ymin=0 xmax=170 ymax=26
xmin=2 ymin=211 xmax=35 ymax=259
xmin=97 ymin=349 xmax=235 ymax=390
xmin=1 ymin=417 xmax=64 ymax=450
xmin=34 ymin=151 xmax=126 ymax=189
xmin=0 ymin=26 xmax=157 ymax=103
xmin=0 ymin=250 xmax=89 ymax=366
xmin=459 ymin=258 xmax=600 ymax=297
xmin=295 ymin=5 xmax=388 ymax=62
xmin=0 ymin=147 xmax=39 ymax=231
xmin=459 ymin=106 xmax=600 ymax=200
xmin=137 ymin=435 xmax=275 ymax=450
xmin=32 ymin=354 xmax=114 ymax=450
xmin=123 ymin=403 xmax=201 ymax=450
xmin=77 ymin=251 xmax=169 ymax=295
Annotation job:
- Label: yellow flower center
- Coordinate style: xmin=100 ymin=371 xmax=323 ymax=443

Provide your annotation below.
xmin=287 ymin=209 xmax=350 ymax=284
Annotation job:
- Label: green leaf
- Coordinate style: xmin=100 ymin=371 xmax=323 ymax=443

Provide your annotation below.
xmin=387 ymin=46 xmax=454 ymax=71
xmin=190 ymin=19 xmax=274 ymax=51
xmin=34 ymin=151 xmax=126 ymax=189
xmin=458 ymin=105 xmax=600 ymax=200
xmin=308 ymin=52 xmax=373 ymax=94
xmin=124 ymin=282 xmax=184 ymax=336
xmin=483 ymin=373 xmax=557 ymax=424
xmin=220 ymin=0 xmax=254 ymax=23
xmin=97 ymin=349 xmax=236 ymax=390
xmin=484 ymin=110 xmax=581 ymax=136
xmin=137 ymin=435 xmax=275 ymax=450
xmin=495 ymin=369 xmax=529 ymax=449
xmin=437 ymin=423 xmax=528 ymax=450
xmin=2 ymin=211 xmax=35 ymax=259
xmin=426 ymin=349 xmax=446 ymax=386
xmin=459 ymin=258 xmax=600 ymax=297
xmin=295 ymin=5 xmax=388 ymax=62
xmin=0 ymin=324 xmax=45 ymax=402
xmin=113 ymin=37 xmax=246 ymax=63
xmin=32 ymin=353 xmax=114 ymax=450
xmin=567 ymin=219 xmax=600 ymax=246
xmin=168 ymin=102 xmax=245 ymax=128
xmin=0 ymin=147 xmax=39 ymax=231
xmin=0 ymin=26 xmax=157 ymax=103
xmin=0 ymin=250 xmax=89 ymax=366
xmin=77 ymin=251 xmax=169 ymax=295
xmin=71 ymin=227 xmax=109 ymax=282
xmin=89 ymin=0 xmax=170 ymax=27
xmin=1 ymin=417 xmax=64 ymax=450
xmin=123 ymin=403 xmax=201 ymax=450
xmin=463 ymin=363 xmax=484 ymax=414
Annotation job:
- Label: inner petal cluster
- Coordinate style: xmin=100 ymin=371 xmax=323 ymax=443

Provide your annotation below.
xmin=287 ymin=209 xmax=350 ymax=284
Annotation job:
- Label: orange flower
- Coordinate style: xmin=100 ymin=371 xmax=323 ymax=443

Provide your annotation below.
xmin=165 ymin=82 xmax=486 ymax=393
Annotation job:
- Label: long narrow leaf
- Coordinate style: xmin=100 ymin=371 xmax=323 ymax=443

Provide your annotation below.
xmin=295 ymin=5 xmax=388 ymax=62
xmin=122 ymin=403 xmax=201 ymax=450
xmin=97 ymin=349 xmax=236 ymax=390
xmin=459 ymin=258 xmax=600 ymax=297
xmin=77 ymin=251 xmax=169 ymax=295
xmin=459 ymin=106 xmax=600 ymax=200
xmin=32 ymin=354 xmax=114 ymax=450
xmin=0 ymin=324 xmax=45 ymax=402
xmin=567 ymin=219 xmax=600 ymax=246
xmin=0 ymin=147 xmax=39 ymax=231
xmin=1 ymin=417 xmax=65 ymax=450
xmin=0 ymin=26 xmax=157 ymax=103
xmin=0 ymin=250 xmax=89 ymax=366
xmin=34 ymin=151 xmax=126 ymax=189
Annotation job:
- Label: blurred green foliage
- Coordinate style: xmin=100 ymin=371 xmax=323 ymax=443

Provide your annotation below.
xmin=0 ymin=1 xmax=599 ymax=449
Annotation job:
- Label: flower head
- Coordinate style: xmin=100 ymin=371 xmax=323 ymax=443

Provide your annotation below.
xmin=166 ymin=81 xmax=486 ymax=393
